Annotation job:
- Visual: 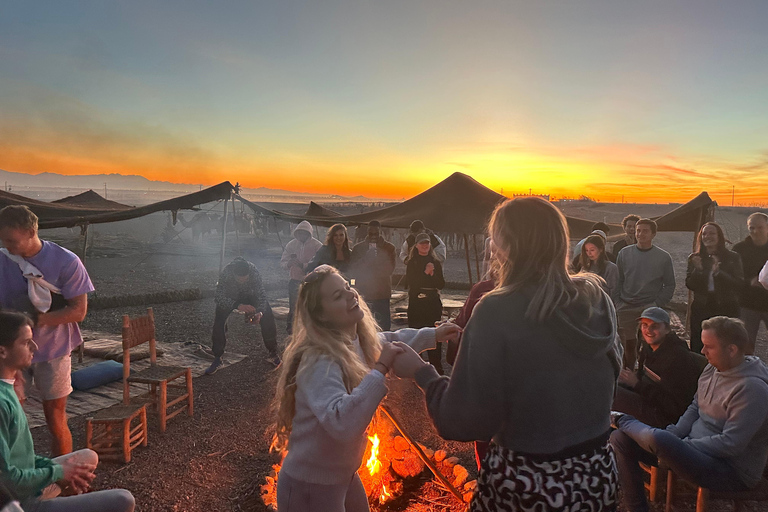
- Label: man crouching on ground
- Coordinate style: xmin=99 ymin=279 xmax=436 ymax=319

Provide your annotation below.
xmin=206 ymin=257 xmax=280 ymax=375
xmin=0 ymin=311 xmax=135 ymax=512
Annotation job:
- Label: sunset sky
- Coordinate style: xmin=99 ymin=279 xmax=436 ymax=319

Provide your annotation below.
xmin=1 ymin=1 xmax=767 ymax=203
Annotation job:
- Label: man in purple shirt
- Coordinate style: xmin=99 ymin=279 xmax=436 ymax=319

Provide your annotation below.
xmin=0 ymin=205 xmax=94 ymax=456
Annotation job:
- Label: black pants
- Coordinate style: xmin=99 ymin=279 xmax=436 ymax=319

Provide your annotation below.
xmin=408 ymin=293 xmax=443 ymax=373
xmin=689 ymin=297 xmax=739 ymax=353
xmin=211 ymin=303 xmax=278 ymax=358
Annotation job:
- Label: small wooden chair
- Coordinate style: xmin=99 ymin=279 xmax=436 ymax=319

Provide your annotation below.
xmin=124 ymin=308 xmax=193 ymax=432
xmin=640 ymin=462 xmax=663 ymax=503
xmin=85 ymin=403 xmax=147 ymax=463
xmin=665 ymin=468 xmax=768 ymax=512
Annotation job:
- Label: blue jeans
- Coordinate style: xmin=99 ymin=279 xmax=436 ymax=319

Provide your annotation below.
xmin=367 ymin=299 xmax=391 ymax=331
xmin=610 ymin=416 xmax=746 ymax=512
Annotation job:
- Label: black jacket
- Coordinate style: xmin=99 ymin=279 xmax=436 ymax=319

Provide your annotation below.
xmin=634 ymin=331 xmax=705 ymax=426
xmin=732 ymin=237 xmax=768 ymax=311
xmin=306 ymin=244 xmax=351 ymax=274
xmin=685 ymin=249 xmax=744 ymax=308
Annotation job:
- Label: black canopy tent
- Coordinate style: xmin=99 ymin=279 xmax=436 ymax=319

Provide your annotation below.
xmin=235 ymin=173 xmax=716 ymax=285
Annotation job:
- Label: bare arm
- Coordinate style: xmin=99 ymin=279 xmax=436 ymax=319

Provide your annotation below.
xmin=37 ymin=294 xmax=87 ymax=327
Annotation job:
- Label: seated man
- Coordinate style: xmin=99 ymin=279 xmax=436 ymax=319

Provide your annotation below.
xmin=206 ymin=257 xmax=280 ymax=374
xmin=0 ymin=311 xmax=135 ymax=512
xmin=613 ymin=307 xmax=703 ymax=427
xmin=611 ymin=316 xmax=768 ymax=512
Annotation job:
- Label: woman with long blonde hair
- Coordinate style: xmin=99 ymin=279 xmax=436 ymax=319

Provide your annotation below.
xmin=272 ymin=265 xmax=459 ymax=512
xmin=391 ymin=197 xmax=623 ymax=511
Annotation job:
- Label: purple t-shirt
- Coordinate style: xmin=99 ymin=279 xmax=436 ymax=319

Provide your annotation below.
xmin=0 ymin=241 xmax=94 ymax=363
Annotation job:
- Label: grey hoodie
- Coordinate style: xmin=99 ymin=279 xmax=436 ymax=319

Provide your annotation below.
xmin=415 ymin=284 xmax=622 ymax=455
xmin=668 ymin=356 xmax=768 ymax=488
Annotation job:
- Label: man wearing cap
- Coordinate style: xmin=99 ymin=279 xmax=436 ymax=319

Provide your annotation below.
xmin=280 ymin=220 xmax=322 ymax=334
xmin=611 ymin=316 xmax=768 ymax=512
xmin=613 ymin=307 xmax=703 ymax=428
xmin=399 ymin=220 xmax=446 ymax=264
xmin=206 ymin=257 xmax=280 ymax=374
xmin=615 ymin=218 xmax=675 ymax=368
xmin=350 ymin=221 xmax=396 ymax=330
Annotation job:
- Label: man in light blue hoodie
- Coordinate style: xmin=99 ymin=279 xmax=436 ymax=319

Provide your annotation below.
xmin=611 ymin=316 xmax=768 ymax=512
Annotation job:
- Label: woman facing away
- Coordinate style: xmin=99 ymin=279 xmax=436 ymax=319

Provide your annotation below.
xmin=580 ymin=233 xmax=620 ymax=299
xmin=405 ymin=233 xmax=446 ymax=374
xmin=271 ymin=265 xmax=459 ymax=512
xmin=685 ymin=222 xmax=744 ymax=353
xmin=391 ymin=197 xmax=623 ymax=511
xmin=307 ymin=223 xmax=352 ymax=274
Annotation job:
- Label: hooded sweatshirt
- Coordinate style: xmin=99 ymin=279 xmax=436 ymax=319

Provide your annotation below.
xmin=415 ymin=283 xmax=623 ymax=455
xmin=280 ymin=221 xmax=322 ymax=281
xmin=667 ymin=356 xmax=768 ymax=488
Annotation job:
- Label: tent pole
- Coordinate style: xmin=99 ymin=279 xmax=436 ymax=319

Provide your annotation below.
xmin=80 ymin=223 xmax=89 ymax=267
xmin=274 ymin=217 xmax=285 ymax=251
xmin=231 ymin=193 xmax=240 ymax=256
xmin=463 ymin=233 xmax=474 ymax=287
xmin=473 ymin=233 xmax=481 ymax=280
xmin=685 ymin=207 xmax=708 ymax=338
xmin=219 ymin=198 xmax=229 ymax=274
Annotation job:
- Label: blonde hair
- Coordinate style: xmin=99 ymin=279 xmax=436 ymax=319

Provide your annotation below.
xmin=271 ymin=265 xmax=381 ymax=452
xmin=489 ymin=197 xmax=604 ymax=322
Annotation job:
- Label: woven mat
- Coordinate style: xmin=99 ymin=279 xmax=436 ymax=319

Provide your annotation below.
xmin=24 ymin=330 xmax=246 ymax=429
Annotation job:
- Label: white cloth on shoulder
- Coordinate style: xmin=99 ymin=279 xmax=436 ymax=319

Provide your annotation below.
xmin=0 ymin=248 xmax=61 ymax=313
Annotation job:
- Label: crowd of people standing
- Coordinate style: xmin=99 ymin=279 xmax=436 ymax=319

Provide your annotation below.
xmin=2 ymin=197 xmax=768 ymax=512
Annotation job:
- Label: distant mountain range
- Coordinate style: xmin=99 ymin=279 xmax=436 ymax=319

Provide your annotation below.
xmin=0 ymin=168 xmax=372 ymax=200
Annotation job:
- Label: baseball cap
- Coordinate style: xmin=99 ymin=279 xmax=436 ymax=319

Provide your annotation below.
xmin=637 ymin=307 xmax=670 ymax=324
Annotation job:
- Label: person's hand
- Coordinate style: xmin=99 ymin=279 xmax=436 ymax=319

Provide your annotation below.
xmin=390 ymin=342 xmax=428 ymax=379
xmin=238 ymin=304 xmax=257 ymax=315
xmin=425 ymin=263 xmax=435 ymax=276
xmin=690 ymin=254 xmax=703 ymax=271
xmin=435 ymin=322 xmax=462 ymax=343
xmin=619 ymin=368 xmax=639 ymax=388
xmin=377 ymin=342 xmax=404 ymax=372
xmin=60 ymin=458 xmax=96 ymax=494
xmin=248 ymin=312 xmax=263 ymax=324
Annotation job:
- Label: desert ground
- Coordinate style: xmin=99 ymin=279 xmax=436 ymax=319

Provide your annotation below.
xmin=27 ymin=199 xmax=768 ymax=511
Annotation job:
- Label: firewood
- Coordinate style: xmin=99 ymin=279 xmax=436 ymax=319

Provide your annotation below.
xmin=463 ymin=492 xmax=474 ymax=503
xmin=442 ymin=456 xmax=459 ymax=468
xmin=418 ymin=443 xmax=435 ymax=459
xmin=452 ymin=464 xmax=469 ymax=487
xmin=393 ymin=436 xmax=410 ymax=452
xmin=392 ymin=451 xmax=424 ymax=478
xmin=434 ymin=449 xmax=447 ymax=462
xmin=464 ymin=479 xmax=477 ymax=492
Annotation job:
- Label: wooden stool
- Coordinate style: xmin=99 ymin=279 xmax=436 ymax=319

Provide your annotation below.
xmin=666 ymin=469 xmax=768 ymax=512
xmin=640 ymin=462 xmax=663 ymax=503
xmin=86 ymin=403 xmax=148 ymax=463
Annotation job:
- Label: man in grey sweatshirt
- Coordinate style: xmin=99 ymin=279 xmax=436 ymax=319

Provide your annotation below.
xmin=611 ymin=316 xmax=768 ymax=512
xmin=615 ymin=218 xmax=675 ymax=368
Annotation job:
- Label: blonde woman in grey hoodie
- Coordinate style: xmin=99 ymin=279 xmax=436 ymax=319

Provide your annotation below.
xmin=391 ymin=197 xmax=623 ymax=511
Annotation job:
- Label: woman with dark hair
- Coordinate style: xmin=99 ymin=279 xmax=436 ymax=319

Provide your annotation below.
xmin=306 ymin=224 xmax=351 ymax=274
xmin=406 ymin=233 xmax=446 ymax=374
xmin=685 ymin=222 xmax=744 ymax=352
xmin=580 ymin=234 xmax=619 ymax=298
xmin=392 ymin=197 xmax=622 ymax=511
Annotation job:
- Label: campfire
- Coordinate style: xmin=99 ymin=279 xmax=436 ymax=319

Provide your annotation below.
xmin=261 ymin=407 xmax=476 ymax=510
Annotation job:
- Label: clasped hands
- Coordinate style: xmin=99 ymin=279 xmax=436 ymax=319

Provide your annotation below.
xmin=375 ymin=323 xmax=462 ymax=379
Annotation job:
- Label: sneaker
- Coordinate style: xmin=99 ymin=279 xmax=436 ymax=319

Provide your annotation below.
xmin=204 ymin=358 xmax=224 ymax=375
xmin=610 ymin=411 xmax=626 ymax=430
xmin=266 ymin=353 xmax=282 ymax=368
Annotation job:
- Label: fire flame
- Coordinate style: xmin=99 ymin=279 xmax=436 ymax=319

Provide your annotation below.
xmin=366 ymin=434 xmax=382 ymax=475
xmin=366 ymin=434 xmax=392 ymax=503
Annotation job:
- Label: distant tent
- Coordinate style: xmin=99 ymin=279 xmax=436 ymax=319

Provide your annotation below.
xmin=237 ymin=172 xmax=715 ymax=238
xmin=52 ymin=190 xmax=133 ymax=210
xmin=304 ymin=201 xmax=342 ymax=218
xmin=0 ymin=182 xmax=234 ymax=229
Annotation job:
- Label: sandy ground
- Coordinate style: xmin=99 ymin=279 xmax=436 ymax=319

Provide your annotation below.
xmin=26 ymin=201 xmax=768 ymax=511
